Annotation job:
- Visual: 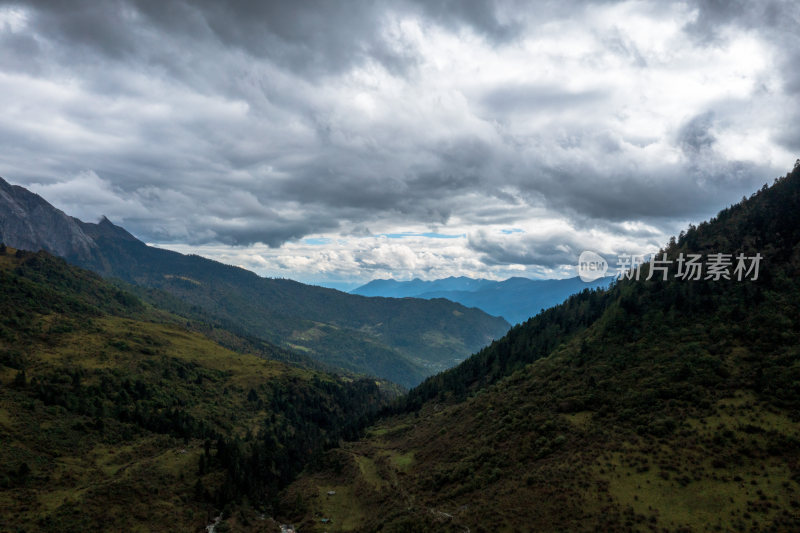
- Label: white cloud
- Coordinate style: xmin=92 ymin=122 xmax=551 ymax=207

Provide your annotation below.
xmin=1 ymin=0 xmax=797 ymax=285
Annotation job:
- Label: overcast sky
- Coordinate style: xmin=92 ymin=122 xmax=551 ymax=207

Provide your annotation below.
xmin=1 ymin=0 xmax=798 ymax=288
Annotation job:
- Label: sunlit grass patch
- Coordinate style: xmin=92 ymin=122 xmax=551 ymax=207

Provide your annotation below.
xmin=314 ymin=483 xmax=367 ymax=531
xmin=385 ymin=450 xmax=415 ymax=472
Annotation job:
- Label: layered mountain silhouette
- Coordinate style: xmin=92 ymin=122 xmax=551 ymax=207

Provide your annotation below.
xmin=353 ymin=276 xmax=497 ymax=298
xmin=0 ymin=177 xmax=509 ymax=388
xmin=353 ymin=275 xmax=614 ymax=324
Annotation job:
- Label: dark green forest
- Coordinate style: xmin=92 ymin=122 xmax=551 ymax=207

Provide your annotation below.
xmin=0 ymin=248 xmax=388 ymax=531
xmin=405 ymin=162 xmax=800 ymax=413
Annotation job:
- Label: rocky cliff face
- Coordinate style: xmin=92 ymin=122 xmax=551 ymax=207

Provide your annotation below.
xmin=0 ymin=177 xmax=97 ymax=260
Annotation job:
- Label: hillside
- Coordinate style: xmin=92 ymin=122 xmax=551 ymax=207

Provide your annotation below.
xmin=0 ymin=247 xmax=389 ymax=532
xmin=0 ymin=178 xmax=510 ymax=387
xmin=280 ymin=163 xmax=800 ymax=531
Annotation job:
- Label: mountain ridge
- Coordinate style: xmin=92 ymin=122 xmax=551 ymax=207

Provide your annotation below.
xmin=0 ymin=178 xmax=97 ymax=261
xmin=354 ymin=274 xmax=614 ymax=324
xmin=352 ymin=276 xmax=497 ymax=298
xmin=0 ymin=176 xmax=510 ymax=387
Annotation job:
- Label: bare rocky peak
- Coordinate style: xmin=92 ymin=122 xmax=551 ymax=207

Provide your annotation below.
xmin=0 ymin=176 xmax=97 ymax=260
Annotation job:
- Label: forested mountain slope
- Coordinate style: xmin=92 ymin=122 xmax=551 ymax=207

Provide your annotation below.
xmin=0 ymin=247 xmax=388 ymax=532
xmin=281 ymin=163 xmax=800 ymax=532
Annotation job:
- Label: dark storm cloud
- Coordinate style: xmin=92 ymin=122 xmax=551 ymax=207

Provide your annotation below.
xmin=12 ymin=0 xmax=139 ymax=59
xmin=198 ymin=218 xmax=334 ymax=248
xmin=8 ymin=0 xmax=390 ymax=75
xmin=265 ymin=133 xmax=490 ymax=224
xmin=511 ymin=158 xmax=772 ymax=224
xmin=468 ymin=230 xmax=585 ymax=268
xmin=5 ymin=0 xmax=519 ymax=78
xmin=0 ymin=0 xmax=797 ymax=274
xmin=0 ymin=29 xmax=40 ymax=74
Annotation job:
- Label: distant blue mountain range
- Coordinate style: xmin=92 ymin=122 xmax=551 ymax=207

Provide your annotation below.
xmin=352 ymin=275 xmax=614 ymax=325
